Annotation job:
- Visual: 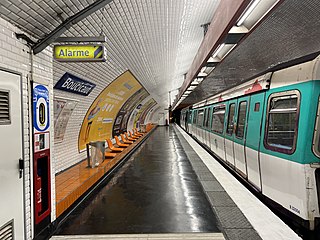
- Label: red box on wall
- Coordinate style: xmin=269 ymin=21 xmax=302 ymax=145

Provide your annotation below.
xmin=33 ymin=149 xmax=51 ymax=224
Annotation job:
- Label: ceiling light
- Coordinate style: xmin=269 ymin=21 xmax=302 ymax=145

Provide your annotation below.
xmin=212 ymin=43 xmax=225 ymax=58
xmin=237 ymin=0 xmax=261 ymax=26
xmin=187 ymin=85 xmax=197 ymax=91
xmin=192 ymin=78 xmax=204 ymax=85
xmin=206 ymin=56 xmax=220 ymax=67
xmin=197 ymin=72 xmax=207 ymax=78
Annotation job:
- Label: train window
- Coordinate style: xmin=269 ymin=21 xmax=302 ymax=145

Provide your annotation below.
xmin=226 ymin=103 xmax=235 ymax=135
xmin=189 ymin=112 xmax=192 ymax=123
xmin=203 ymin=108 xmax=207 ymax=126
xmin=197 ymin=109 xmax=204 ymax=126
xmin=254 ymin=102 xmax=260 ymax=112
xmin=205 ymin=108 xmax=211 ymax=128
xmin=212 ymin=105 xmax=225 ymax=134
xmin=312 ymin=97 xmax=320 ymax=158
xmin=265 ymin=91 xmax=300 ymax=154
xmin=193 ymin=111 xmax=197 ymax=124
xmin=236 ymin=101 xmax=247 ymax=139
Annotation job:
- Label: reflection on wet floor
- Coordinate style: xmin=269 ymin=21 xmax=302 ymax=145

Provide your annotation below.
xmin=55 ymin=126 xmax=220 ymax=235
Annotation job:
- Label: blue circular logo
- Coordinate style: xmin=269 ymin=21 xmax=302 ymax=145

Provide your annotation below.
xmin=33 ymin=85 xmax=50 ymax=132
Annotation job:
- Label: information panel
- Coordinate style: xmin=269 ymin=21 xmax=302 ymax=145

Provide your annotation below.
xmin=54 ymin=44 xmax=106 ymax=62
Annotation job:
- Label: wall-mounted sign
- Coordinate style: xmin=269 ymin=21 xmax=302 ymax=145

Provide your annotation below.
xmin=53 ymin=44 xmax=106 ymax=62
xmin=54 ymin=72 xmax=96 ymax=96
xmin=54 ymin=97 xmax=78 ymax=143
xmin=33 ymin=84 xmax=50 ymax=132
xmin=34 ymin=132 xmax=50 ymax=152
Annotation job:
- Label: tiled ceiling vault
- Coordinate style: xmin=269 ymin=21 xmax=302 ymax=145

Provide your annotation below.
xmin=0 ymin=0 xmax=220 ymax=107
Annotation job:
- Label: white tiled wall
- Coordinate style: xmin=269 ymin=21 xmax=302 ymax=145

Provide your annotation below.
xmin=53 ymin=61 xmax=118 ymax=173
xmin=0 ymin=17 xmax=53 ymax=240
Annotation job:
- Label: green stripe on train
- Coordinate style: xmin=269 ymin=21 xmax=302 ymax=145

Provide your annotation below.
xmin=189 ymin=80 xmax=320 ymax=164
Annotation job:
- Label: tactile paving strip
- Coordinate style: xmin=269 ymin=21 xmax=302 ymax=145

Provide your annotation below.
xmin=207 ymin=192 xmax=237 ymax=207
xmin=201 ymin=181 xmax=224 ymax=192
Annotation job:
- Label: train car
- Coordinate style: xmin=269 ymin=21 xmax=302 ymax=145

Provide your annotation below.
xmin=180 ymin=55 xmax=320 ymax=230
xmin=180 ymin=108 xmax=187 ymax=131
xmin=180 ymin=108 xmax=193 ymax=133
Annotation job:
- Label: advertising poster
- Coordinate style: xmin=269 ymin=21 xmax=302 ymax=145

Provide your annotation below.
xmin=127 ymin=97 xmax=156 ymax=130
xmin=112 ymin=88 xmax=149 ymax=136
xmin=54 ymin=98 xmax=78 ymax=142
xmin=139 ymin=101 xmax=157 ymax=124
xmin=78 ymin=71 xmax=145 ymax=151
xmin=134 ymin=99 xmax=157 ymax=127
xmin=148 ymin=106 xmax=161 ymax=123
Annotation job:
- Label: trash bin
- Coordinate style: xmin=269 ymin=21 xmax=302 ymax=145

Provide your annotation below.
xmin=86 ymin=141 xmax=105 ymax=168
xmin=140 ymin=124 xmax=146 ymax=133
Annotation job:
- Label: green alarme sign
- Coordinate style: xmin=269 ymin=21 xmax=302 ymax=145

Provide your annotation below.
xmin=53 ymin=44 xmax=106 ymax=62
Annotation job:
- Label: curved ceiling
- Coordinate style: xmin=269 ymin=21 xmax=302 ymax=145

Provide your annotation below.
xmin=0 ymin=0 xmax=220 ymax=107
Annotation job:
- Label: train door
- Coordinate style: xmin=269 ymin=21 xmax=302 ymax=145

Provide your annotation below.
xmin=187 ymin=110 xmax=192 ymax=134
xmin=245 ymin=92 xmax=266 ymax=190
xmin=201 ymin=108 xmax=207 ymax=143
xmin=224 ymin=100 xmax=237 ymax=167
xmin=197 ymin=109 xmax=204 ymax=141
xmin=204 ymin=107 xmax=211 ymax=147
xmin=185 ymin=111 xmax=189 ymax=132
xmin=0 ymin=70 xmax=24 ymax=239
xmin=191 ymin=110 xmax=197 ymax=136
xmin=210 ymin=104 xmax=226 ymax=160
xmin=234 ymin=96 xmax=250 ymax=177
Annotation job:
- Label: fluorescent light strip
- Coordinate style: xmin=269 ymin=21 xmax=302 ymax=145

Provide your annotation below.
xmin=237 ymin=0 xmax=261 ymax=26
xmin=212 ymin=43 xmax=225 ymax=58
xmin=222 ymin=44 xmax=237 ymax=59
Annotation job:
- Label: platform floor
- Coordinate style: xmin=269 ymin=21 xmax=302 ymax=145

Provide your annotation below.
xmin=55 ymin=128 xmax=150 ymax=218
xmin=52 ymin=125 xmax=301 ymax=240
xmin=54 ymin=126 xmax=221 ymax=235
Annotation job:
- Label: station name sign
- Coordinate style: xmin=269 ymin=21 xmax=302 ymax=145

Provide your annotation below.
xmin=53 ymin=44 xmax=106 ymax=62
xmin=54 ymin=72 xmax=96 ymax=96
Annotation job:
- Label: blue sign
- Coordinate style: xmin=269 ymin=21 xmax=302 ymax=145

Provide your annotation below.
xmin=33 ymin=84 xmax=50 ymax=132
xmin=54 ymin=72 xmax=96 ymax=96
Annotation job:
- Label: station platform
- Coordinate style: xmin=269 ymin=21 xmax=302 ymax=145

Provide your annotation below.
xmin=51 ymin=125 xmax=301 ymax=240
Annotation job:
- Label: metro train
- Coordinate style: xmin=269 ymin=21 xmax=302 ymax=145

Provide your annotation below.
xmin=180 ymin=55 xmax=320 ymax=230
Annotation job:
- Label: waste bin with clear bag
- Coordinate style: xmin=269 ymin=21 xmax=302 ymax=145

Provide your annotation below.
xmin=86 ymin=141 xmax=105 ymax=168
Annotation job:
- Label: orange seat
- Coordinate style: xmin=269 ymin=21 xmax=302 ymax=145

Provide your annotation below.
xmin=115 ymin=136 xmax=129 ymax=148
xmin=105 ymin=152 xmax=117 ymax=158
xmin=121 ymin=134 xmax=133 ymax=144
xmin=125 ymin=132 xmax=136 ymax=141
xmin=146 ymin=123 xmax=153 ymax=132
xmin=129 ymin=130 xmax=139 ymax=139
xmin=106 ymin=139 xmax=123 ymax=152
xmin=134 ymin=128 xmax=143 ymax=136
